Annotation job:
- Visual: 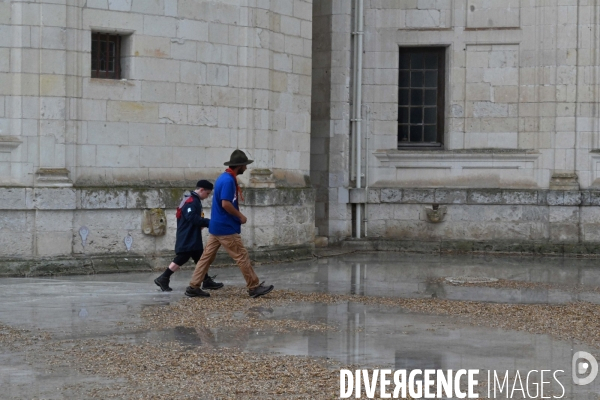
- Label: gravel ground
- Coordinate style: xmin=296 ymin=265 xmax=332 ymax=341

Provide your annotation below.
xmin=141 ymin=286 xmax=600 ymax=350
xmin=430 ymin=276 xmax=600 ymax=293
xmin=4 ymin=284 xmax=600 ymax=398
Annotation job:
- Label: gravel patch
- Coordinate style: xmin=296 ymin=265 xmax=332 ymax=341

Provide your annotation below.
xmin=4 ymin=285 xmax=600 ymax=398
xmin=430 ymin=276 xmax=600 ymax=294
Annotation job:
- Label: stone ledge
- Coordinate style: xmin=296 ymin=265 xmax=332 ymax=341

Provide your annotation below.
xmin=366 ymin=188 xmax=600 ymax=206
xmin=340 ymin=238 xmax=600 ymax=257
xmin=0 ymin=244 xmax=315 ymax=277
xmin=0 ymin=186 xmax=315 ymax=210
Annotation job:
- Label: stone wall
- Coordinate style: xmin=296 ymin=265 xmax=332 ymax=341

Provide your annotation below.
xmin=361 ymin=1 xmax=600 ymax=189
xmin=313 ymin=1 xmax=600 ymax=247
xmin=0 ymin=186 xmax=315 ymax=275
xmin=351 ymin=187 xmax=600 ymax=254
xmin=0 ymin=0 xmax=316 ymax=271
xmin=1 ymin=0 xmax=313 ymax=187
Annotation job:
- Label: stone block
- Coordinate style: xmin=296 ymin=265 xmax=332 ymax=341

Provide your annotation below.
xmin=36 ymin=231 xmax=72 ymax=256
xmin=208 ymin=22 xmax=229 ymax=45
xmin=537 ymin=191 xmax=548 ymax=206
xmin=521 ymin=206 xmax=549 ymax=223
xmin=159 ymin=104 xmax=187 ymax=125
xmin=140 ymin=146 xmax=173 ymax=168
xmin=468 ymin=190 xmax=503 ymax=204
xmin=40 ymin=74 xmax=67 ymax=97
xmin=0 ymin=188 xmax=28 ymax=210
xmin=135 ymin=58 xmax=181 ymax=83
xmin=143 ymin=15 xmax=177 ymax=37
xmin=0 ymin=230 xmax=34 ymax=257
xmin=435 ymin=189 xmax=467 ymax=204
xmin=367 ymin=189 xmax=381 ymax=204
xmin=563 ymin=191 xmax=582 ymax=206
xmin=0 ymin=211 xmax=29 ymax=232
xmin=466 ymin=83 xmax=491 ymax=101
xmin=107 ymin=101 xmax=158 ymax=123
xmin=142 ymin=81 xmax=176 ymax=103
xmin=108 ymin=0 xmax=132 ymax=11
xmin=472 ymin=102 xmax=509 ymax=118
xmin=74 ymin=210 xmax=139 ymax=231
xmin=40 ymin=97 xmax=66 ymax=120
xmin=125 ymin=189 xmax=164 ymax=209
xmin=206 ymin=64 xmax=228 ymax=86
xmin=131 ymin=0 xmax=163 ymax=15
xmin=34 ymin=211 xmax=73 ymax=232
xmin=583 ymin=225 xmax=600 ymax=242
xmin=83 ymin=78 xmax=141 ymax=101
xmin=0 ymin=2 xmax=11 ymax=24
xmin=87 ymin=121 xmax=129 ymax=145
xmin=177 ymin=19 xmax=208 ymax=41
xmin=402 ymin=189 xmax=435 ymax=204
xmin=502 ymin=190 xmax=538 ymax=205
xmin=80 ymin=189 xmax=127 ymax=209
xmin=549 ymin=223 xmax=579 ymax=242
xmin=170 ymin=40 xmax=196 ymax=61
xmin=128 ymin=123 xmax=166 ymax=146
xmin=550 ymin=206 xmax=579 ymax=226
xmin=81 ymin=99 xmax=107 ymax=121
xmin=188 ymin=106 xmax=217 ymax=126
xmin=41 ymin=27 xmax=67 ymax=50
xmin=588 ymin=191 xmax=600 ymax=206
xmin=133 ymin=35 xmax=171 ymax=58
xmin=32 ymin=188 xmax=76 ymax=210
xmin=96 ymin=145 xmax=140 ymax=168
xmin=381 ymin=188 xmax=402 ymax=203
xmin=467 ymin=0 xmax=520 ymax=28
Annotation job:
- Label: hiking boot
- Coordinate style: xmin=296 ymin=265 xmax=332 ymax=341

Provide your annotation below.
xmin=248 ymin=282 xmax=274 ymax=298
xmin=202 ymin=275 xmax=224 ymax=290
xmin=185 ymin=286 xmax=210 ymax=298
xmin=154 ymin=276 xmax=172 ymax=292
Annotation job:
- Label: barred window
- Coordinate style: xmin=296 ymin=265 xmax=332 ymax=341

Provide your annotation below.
xmin=91 ymin=33 xmax=121 ymax=79
xmin=398 ymin=47 xmax=445 ymax=148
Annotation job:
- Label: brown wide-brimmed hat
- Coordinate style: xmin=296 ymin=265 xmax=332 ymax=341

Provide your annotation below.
xmin=224 ymin=149 xmax=254 ymax=166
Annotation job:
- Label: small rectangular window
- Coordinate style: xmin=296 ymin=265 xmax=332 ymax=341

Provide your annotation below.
xmin=91 ymin=33 xmax=122 ymax=79
xmin=398 ymin=47 xmax=445 ymax=148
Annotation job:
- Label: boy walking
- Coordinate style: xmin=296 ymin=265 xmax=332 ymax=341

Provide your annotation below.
xmin=185 ymin=150 xmax=274 ymax=298
xmin=154 ymin=180 xmax=223 ymax=292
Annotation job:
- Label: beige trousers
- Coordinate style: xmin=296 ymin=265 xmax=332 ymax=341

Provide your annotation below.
xmin=189 ymin=234 xmax=260 ymax=290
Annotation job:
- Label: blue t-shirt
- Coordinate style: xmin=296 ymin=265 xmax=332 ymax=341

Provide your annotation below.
xmin=209 ymin=172 xmax=241 ymax=235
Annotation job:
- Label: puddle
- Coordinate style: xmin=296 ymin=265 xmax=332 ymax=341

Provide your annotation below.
xmin=3 ymin=253 xmax=600 ymax=397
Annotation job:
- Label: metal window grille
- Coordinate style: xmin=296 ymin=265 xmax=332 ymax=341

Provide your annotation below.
xmin=91 ymin=33 xmax=121 ymax=79
xmin=398 ymin=47 xmax=445 ymax=148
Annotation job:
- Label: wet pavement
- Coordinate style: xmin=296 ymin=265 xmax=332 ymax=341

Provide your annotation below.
xmin=2 ymin=252 xmax=600 ymax=398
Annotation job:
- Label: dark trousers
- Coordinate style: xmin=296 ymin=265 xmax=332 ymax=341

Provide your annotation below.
xmin=173 ymin=250 xmax=203 ymax=266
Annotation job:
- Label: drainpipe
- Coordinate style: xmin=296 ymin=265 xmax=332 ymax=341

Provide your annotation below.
xmin=364 ymin=105 xmax=370 ymax=237
xmin=352 ymin=0 xmax=364 ymax=238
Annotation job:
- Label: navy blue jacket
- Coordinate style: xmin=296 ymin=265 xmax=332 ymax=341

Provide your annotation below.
xmin=174 ymin=191 xmax=210 ymax=253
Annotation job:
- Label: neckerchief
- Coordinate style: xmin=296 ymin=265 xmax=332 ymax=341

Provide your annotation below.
xmin=225 ymin=168 xmax=244 ymax=202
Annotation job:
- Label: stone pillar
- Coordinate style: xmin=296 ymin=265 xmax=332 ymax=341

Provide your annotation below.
xmin=550 ymin=1 xmax=579 ymax=189
xmin=35 ymin=1 xmax=73 ymax=187
xmin=310 ymin=0 xmax=352 ymax=242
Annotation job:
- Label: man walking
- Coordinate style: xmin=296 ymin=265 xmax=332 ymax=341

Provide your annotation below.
xmin=185 ymin=150 xmax=274 ymax=298
xmin=154 ymin=180 xmax=223 ymax=292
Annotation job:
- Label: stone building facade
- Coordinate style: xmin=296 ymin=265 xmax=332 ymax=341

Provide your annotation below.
xmin=3 ymin=0 xmax=600 ymax=274
xmin=0 ymin=0 xmax=314 ymax=274
xmin=312 ymin=0 xmax=600 ymax=254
